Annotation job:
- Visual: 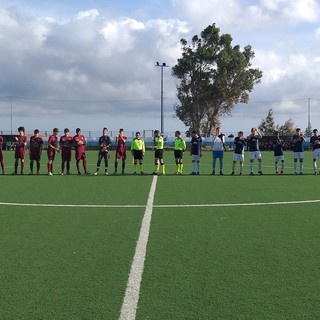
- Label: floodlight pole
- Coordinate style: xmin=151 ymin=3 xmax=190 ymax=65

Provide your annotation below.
xmin=155 ymin=62 xmax=169 ymax=135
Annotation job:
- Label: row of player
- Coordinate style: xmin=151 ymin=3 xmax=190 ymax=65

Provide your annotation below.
xmin=0 ymin=126 xmax=320 ymax=176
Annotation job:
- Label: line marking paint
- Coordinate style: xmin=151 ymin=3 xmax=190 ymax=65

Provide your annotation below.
xmin=119 ymin=175 xmax=158 ymax=320
xmin=1 ymin=199 xmax=320 ymax=209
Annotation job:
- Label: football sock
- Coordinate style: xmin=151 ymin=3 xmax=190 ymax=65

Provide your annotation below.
xmin=240 ymin=162 xmax=243 ymax=173
xmin=180 ymin=163 xmax=183 ymax=173
xmin=134 ymin=164 xmax=137 ymax=172
xmin=212 ymin=158 xmax=216 ymax=170
xmin=196 ymin=161 xmax=200 ymax=173
xmin=1 ymin=162 xmax=5 ymax=172
xmin=154 ymin=164 xmax=159 ymax=173
xmin=258 ymin=162 xmax=262 ymax=172
xmin=220 ymin=159 xmax=223 ymax=170
xmin=250 ymin=162 xmax=253 ymax=172
xmin=161 ymin=163 xmax=165 ymax=174
xmin=140 ymin=164 xmax=143 ymax=172
xmin=300 ymin=163 xmax=303 ymax=172
xmin=313 ymin=161 xmax=317 ymax=171
xmin=192 ymin=162 xmax=196 ymax=172
xmin=281 ymin=161 xmax=284 ymax=171
xmin=275 ymin=162 xmax=278 ymax=171
xmin=232 ymin=161 xmax=236 ymax=172
xmin=293 ymin=162 xmax=297 ymax=172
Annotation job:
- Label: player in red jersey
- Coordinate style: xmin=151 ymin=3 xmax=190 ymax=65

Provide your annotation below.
xmin=60 ymin=128 xmax=73 ymax=175
xmin=73 ymin=128 xmax=89 ymax=175
xmin=0 ymin=134 xmax=6 ymax=174
xmin=12 ymin=126 xmax=27 ymax=175
xmin=29 ymin=129 xmax=43 ymax=175
xmin=47 ymin=128 xmax=60 ymax=176
xmin=114 ymin=128 xmax=127 ymax=174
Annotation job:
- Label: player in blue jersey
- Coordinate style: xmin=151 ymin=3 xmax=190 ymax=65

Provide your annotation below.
xmin=310 ymin=128 xmax=320 ymax=175
xmin=211 ymin=127 xmax=226 ymax=175
xmin=247 ymin=127 xmax=263 ymax=175
xmin=273 ymin=131 xmax=284 ymax=175
xmin=292 ymin=128 xmax=305 ymax=175
xmin=231 ymin=131 xmax=246 ymax=175
xmin=190 ymin=130 xmax=203 ymax=175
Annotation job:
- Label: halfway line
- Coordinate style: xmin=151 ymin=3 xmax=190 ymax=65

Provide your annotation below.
xmin=119 ymin=175 xmax=158 ymax=320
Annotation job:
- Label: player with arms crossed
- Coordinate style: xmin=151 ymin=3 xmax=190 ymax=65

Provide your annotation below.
xmin=190 ymin=130 xmax=203 ymax=175
xmin=47 ymin=128 xmax=60 ymax=176
xmin=153 ymin=130 xmax=165 ymax=175
xmin=60 ymin=128 xmax=73 ymax=175
xmin=231 ymin=131 xmax=246 ymax=175
xmin=131 ymin=131 xmax=145 ymax=175
xmin=273 ymin=131 xmax=285 ymax=175
xmin=211 ymin=127 xmax=226 ymax=175
xmin=29 ymin=129 xmax=43 ymax=175
xmin=12 ymin=126 xmax=28 ymax=175
xmin=94 ymin=127 xmax=111 ymax=175
xmin=114 ymin=128 xmax=127 ymax=175
xmin=247 ymin=127 xmax=263 ymax=175
xmin=292 ymin=128 xmax=306 ymax=175
xmin=310 ymin=128 xmax=320 ymax=175
xmin=0 ymin=133 xmax=6 ymax=174
xmin=73 ymin=128 xmax=89 ymax=175
xmin=174 ymin=130 xmax=186 ymax=175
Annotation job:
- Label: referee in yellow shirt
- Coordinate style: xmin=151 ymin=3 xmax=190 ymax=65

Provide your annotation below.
xmin=153 ymin=130 xmax=165 ymax=175
xmin=174 ymin=130 xmax=186 ymax=174
xmin=130 ymin=131 xmax=145 ymax=174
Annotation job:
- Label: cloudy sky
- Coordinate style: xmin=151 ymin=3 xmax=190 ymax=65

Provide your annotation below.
xmin=1 ymin=0 xmax=320 ymax=136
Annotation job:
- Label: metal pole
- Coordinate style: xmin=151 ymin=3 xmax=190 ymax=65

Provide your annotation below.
xmin=160 ymin=65 xmax=164 ymax=134
xmin=155 ymin=62 xmax=169 ymax=135
xmin=10 ymin=96 xmax=13 ymax=136
xmin=308 ymin=97 xmax=311 ymax=128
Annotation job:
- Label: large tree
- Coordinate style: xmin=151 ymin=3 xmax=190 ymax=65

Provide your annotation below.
xmin=172 ymin=23 xmax=263 ymax=136
xmin=258 ymin=108 xmax=276 ymax=135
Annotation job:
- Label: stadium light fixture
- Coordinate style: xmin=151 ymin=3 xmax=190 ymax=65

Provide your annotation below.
xmin=155 ymin=62 xmax=169 ymax=135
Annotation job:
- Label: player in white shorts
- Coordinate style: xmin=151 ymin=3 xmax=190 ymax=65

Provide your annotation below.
xmin=292 ymin=128 xmax=305 ymax=175
xmin=273 ymin=131 xmax=285 ymax=174
xmin=247 ymin=127 xmax=263 ymax=175
xmin=231 ymin=131 xmax=246 ymax=175
xmin=310 ymin=128 xmax=320 ymax=175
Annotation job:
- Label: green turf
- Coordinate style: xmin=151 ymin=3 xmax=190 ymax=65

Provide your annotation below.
xmin=0 ymin=149 xmax=320 ymax=320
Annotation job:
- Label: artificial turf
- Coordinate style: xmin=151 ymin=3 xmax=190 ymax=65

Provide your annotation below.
xmin=0 ymin=150 xmax=319 ymax=319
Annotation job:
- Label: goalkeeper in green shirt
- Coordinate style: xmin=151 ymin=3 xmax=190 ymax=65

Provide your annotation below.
xmin=174 ymin=131 xmax=186 ymax=174
xmin=131 ymin=131 xmax=145 ymax=174
xmin=153 ymin=130 xmax=165 ymax=175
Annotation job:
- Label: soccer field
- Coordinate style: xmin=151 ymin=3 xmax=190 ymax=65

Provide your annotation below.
xmin=0 ymin=150 xmax=320 ymax=320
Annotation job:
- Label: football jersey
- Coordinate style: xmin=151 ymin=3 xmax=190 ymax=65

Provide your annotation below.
xmin=131 ymin=138 xmax=145 ymax=152
xmin=190 ymin=136 xmax=202 ymax=155
xmin=310 ymin=135 xmax=320 ymax=150
xmin=30 ymin=135 xmax=44 ymax=150
xmin=247 ymin=135 xmax=260 ymax=152
xmin=273 ymin=138 xmax=284 ymax=156
xmin=154 ymin=136 xmax=164 ymax=150
xmin=15 ymin=135 xmax=27 ymax=150
xmin=213 ymin=134 xmax=225 ymax=151
xmin=73 ymin=135 xmax=86 ymax=152
xmin=174 ymin=138 xmax=186 ymax=151
xmin=234 ymin=137 xmax=246 ymax=155
xmin=292 ymin=135 xmax=304 ymax=152
xmin=99 ymin=135 xmax=111 ymax=151
xmin=48 ymin=135 xmax=59 ymax=149
xmin=116 ymin=135 xmax=126 ymax=151
xmin=60 ymin=135 xmax=73 ymax=149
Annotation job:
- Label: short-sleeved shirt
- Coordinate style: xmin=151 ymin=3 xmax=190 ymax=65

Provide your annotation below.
xmin=73 ymin=135 xmax=86 ymax=154
xmin=131 ymin=138 xmax=145 ymax=153
xmin=234 ymin=137 xmax=246 ymax=155
xmin=154 ymin=136 xmax=164 ymax=150
xmin=14 ymin=135 xmax=27 ymax=158
xmin=174 ymin=138 xmax=186 ymax=151
xmin=310 ymin=135 xmax=320 ymax=150
xmin=30 ymin=135 xmax=43 ymax=159
xmin=60 ymin=135 xmax=73 ymax=150
xmin=48 ymin=134 xmax=59 ymax=150
xmin=190 ymin=136 xmax=202 ymax=155
xmin=273 ymin=138 xmax=284 ymax=156
xmin=292 ymin=135 xmax=304 ymax=152
xmin=247 ymin=135 xmax=260 ymax=152
xmin=213 ymin=134 xmax=225 ymax=151
xmin=99 ymin=135 xmax=111 ymax=152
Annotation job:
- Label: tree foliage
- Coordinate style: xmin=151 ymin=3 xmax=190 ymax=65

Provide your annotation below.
xmin=172 ymin=23 xmax=263 ymax=136
xmin=258 ymin=108 xmax=276 ymax=135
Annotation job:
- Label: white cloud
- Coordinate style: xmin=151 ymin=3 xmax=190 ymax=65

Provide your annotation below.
xmin=75 ymin=8 xmax=99 ymax=21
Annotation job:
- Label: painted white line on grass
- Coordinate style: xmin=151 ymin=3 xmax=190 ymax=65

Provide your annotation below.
xmin=119 ymin=175 xmax=158 ymax=320
xmin=1 ymin=199 xmax=320 ymax=209
xmin=155 ymin=199 xmax=320 ymax=207
xmin=0 ymin=202 xmax=145 ymax=208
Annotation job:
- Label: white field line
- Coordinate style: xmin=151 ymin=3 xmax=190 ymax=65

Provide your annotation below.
xmin=119 ymin=175 xmax=158 ymax=320
xmin=1 ymin=199 xmax=320 ymax=209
